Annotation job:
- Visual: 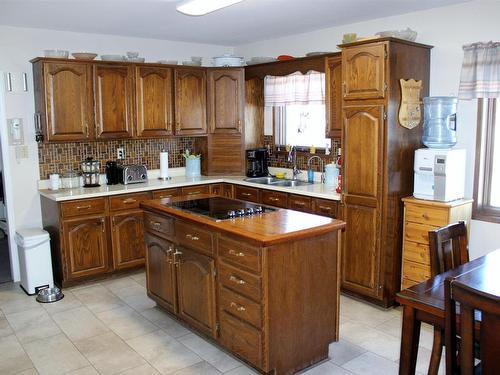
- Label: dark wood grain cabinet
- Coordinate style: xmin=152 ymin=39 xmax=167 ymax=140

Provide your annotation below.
xmin=110 ymin=210 xmax=145 ymax=270
xmin=325 ymin=56 xmax=343 ymax=138
xmin=174 ymin=68 xmax=207 ymax=135
xmin=339 ymin=38 xmax=432 ymax=306
xmin=145 ymin=234 xmax=177 ymax=313
xmin=33 ymin=61 xmax=94 ymax=142
xmin=62 ymin=216 xmax=110 ymax=281
xmin=135 ymin=66 xmax=174 ymax=137
xmin=208 ymin=69 xmax=244 ymax=134
xmin=94 ymin=64 xmax=134 ymax=139
xmin=176 ymin=246 xmax=217 ymax=337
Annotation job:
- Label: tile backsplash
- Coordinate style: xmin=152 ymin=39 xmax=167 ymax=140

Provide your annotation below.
xmin=263 ymin=136 xmax=340 ymax=172
xmin=38 ymin=137 xmax=196 ymax=178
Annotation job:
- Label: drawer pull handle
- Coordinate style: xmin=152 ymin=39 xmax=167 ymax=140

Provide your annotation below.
xmin=269 ymin=197 xmax=280 ymax=202
xmin=76 ymin=205 xmax=92 ymax=210
xmin=173 ymin=250 xmax=183 ymax=266
xmin=187 ymin=191 xmax=201 ymax=195
xmin=318 ymin=205 xmax=332 ymax=211
xmin=230 ymin=302 xmax=246 ymax=312
xmin=123 ymin=198 xmax=137 ymax=204
xmin=229 ymin=275 xmax=246 ymax=285
xmin=166 ymin=246 xmax=173 ymax=264
xmin=294 ymin=201 xmax=306 ymax=206
xmin=241 ymin=192 xmax=251 ymax=196
xmin=185 ymin=234 xmax=199 ymax=241
xmin=228 ymin=249 xmax=245 ymax=257
xmin=150 ymin=221 xmax=162 ymax=228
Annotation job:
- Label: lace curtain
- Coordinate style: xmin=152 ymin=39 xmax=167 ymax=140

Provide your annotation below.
xmin=264 ymin=71 xmax=325 ymax=106
xmin=459 ymin=41 xmax=500 ymax=99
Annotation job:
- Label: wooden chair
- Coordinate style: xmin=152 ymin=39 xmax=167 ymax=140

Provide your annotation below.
xmin=445 ymin=277 xmax=500 ymax=374
xmin=427 ymin=221 xmax=469 ymax=375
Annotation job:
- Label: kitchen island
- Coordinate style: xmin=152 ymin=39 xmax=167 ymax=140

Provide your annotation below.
xmin=141 ymin=194 xmax=345 ymax=375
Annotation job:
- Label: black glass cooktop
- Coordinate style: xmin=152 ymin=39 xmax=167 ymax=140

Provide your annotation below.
xmin=164 ymin=197 xmax=276 ymax=221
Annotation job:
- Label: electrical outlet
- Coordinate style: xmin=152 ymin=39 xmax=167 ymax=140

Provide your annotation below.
xmin=117 ymin=147 xmax=125 ymax=160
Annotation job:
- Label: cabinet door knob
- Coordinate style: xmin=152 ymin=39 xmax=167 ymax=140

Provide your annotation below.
xmin=228 ymin=249 xmax=245 ymax=257
xmin=229 ymin=275 xmax=246 ymax=285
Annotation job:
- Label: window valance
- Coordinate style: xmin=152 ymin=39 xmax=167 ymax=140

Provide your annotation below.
xmin=264 ymin=71 xmax=325 ymax=106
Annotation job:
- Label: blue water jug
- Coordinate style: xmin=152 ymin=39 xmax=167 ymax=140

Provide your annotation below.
xmin=422 ymin=97 xmax=458 ymax=148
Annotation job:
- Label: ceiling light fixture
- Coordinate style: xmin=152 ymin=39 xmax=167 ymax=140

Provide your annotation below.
xmin=176 ymin=0 xmax=244 ymax=16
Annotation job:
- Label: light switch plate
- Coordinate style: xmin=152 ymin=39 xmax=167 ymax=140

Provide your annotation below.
xmin=15 ymin=145 xmax=29 ymax=160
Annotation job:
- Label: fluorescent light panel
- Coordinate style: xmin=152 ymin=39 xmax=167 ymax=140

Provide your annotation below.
xmin=176 ymin=0 xmax=244 ymax=16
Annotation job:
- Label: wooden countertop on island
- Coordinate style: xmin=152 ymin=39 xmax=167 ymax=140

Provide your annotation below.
xmin=140 ymin=194 xmax=346 ymax=247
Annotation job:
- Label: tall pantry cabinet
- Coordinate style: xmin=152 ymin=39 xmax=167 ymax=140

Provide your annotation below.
xmin=339 ymin=38 xmax=432 ymax=307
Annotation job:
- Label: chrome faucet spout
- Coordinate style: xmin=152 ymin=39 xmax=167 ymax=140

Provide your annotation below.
xmin=307 ymin=155 xmax=325 ymax=183
xmin=288 ymin=146 xmax=302 ymax=180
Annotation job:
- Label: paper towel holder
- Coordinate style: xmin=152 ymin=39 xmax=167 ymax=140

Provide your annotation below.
xmin=159 ymin=149 xmax=172 ymax=180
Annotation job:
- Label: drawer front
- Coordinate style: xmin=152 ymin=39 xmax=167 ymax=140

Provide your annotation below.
xmin=144 ymin=212 xmax=175 ymax=238
xmin=218 ymin=262 xmax=262 ymax=302
xmin=405 ymin=204 xmax=448 ymax=226
xmin=312 ymin=198 xmax=338 ymax=218
xmin=288 ymin=194 xmax=312 ymax=212
xmin=404 ymin=222 xmax=437 ymax=245
xmin=234 ymin=186 xmax=260 ymax=203
xmin=261 ymin=190 xmax=288 ymax=208
xmin=218 ymin=236 xmax=261 ymax=273
xmin=401 ymin=277 xmax=419 ymax=290
xmin=152 ymin=188 xmax=181 ymax=200
xmin=109 ymin=192 xmax=152 ymax=211
xmin=403 ymin=241 xmax=431 ymax=265
xmin=180 ymin=185 xmax=210 ymax=196
xmin=402 ymin=260 xmax=431 ymax=282
xmin=175 ymin=220 xmax=214 ymax=255
xmin=61 ymin=198 xmax=106 ymax=218
xmin=219 ymin=311 xmax=262 ymax=368
xmin=219 ymin=286 xmax=262 ymax=328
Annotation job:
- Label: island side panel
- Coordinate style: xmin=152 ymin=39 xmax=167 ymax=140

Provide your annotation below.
xmin=265 ymin=230 xmax=341 ymax=374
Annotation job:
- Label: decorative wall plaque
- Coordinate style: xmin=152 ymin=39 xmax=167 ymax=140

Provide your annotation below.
xmin=399 ymin=79 xmax=422 ymax=129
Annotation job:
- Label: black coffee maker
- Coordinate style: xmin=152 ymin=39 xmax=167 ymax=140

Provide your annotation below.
xmin=246 ymin=148 xmax=269 ymax=177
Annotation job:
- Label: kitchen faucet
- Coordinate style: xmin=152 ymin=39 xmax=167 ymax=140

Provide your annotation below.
xmin=307 ymin=155 xmax=325 ymax=183
xmin=287 ymin=146 xmax=302 ymax=180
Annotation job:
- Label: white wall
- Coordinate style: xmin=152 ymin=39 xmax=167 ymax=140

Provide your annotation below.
xmin=235 ymin=0 xmax=500 ymax=259
xmin=0 ymin=25 xmax=233 ymax=280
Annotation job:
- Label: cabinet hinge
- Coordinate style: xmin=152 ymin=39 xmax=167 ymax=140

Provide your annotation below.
xmin=215 ymin=322 xmax=220 ymax=335
xmin=384 ymin=45 xmax=388 ymax=58
xmin=383 ymin=112 xmax=387 ymax=121
xmin=384 ymin=82 xmax=388 ymax=92
xmin=213 ymin=268 xmax=217 ymax=278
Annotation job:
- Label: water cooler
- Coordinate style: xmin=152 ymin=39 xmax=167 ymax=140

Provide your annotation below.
xmin=413 ymin=97 xmax=466 ymax=202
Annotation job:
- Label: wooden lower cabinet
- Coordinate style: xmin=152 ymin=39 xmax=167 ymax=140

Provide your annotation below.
xmin=145 ymin=234 xmax=176 ymax=313
xmin=62 ymin=216 xmax=110 ymax=281
xmin=111 ymin=210 xmax=145 ymax=270
xmin=143 ymin=206 xmax=342 ymax=375
xmin=176 ymin=246 xmax=217 ymax=337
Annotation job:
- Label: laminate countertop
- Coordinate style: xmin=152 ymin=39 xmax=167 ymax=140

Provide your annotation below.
xmin=142 ymin=194 xmax=345 ymax=246
xmin=39 ymin=175 xmax=341 ymax=202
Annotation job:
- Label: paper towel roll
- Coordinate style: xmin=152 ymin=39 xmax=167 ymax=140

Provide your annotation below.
xmin=160 ymin=151 xmax=169 ymax=179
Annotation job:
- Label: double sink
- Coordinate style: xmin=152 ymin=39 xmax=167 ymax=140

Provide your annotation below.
xmin=244 ymin=176 xmax=313 ymax=187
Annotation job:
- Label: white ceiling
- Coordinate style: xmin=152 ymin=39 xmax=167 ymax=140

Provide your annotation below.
xmin=0 ymin=0 xmax=470 ymax=45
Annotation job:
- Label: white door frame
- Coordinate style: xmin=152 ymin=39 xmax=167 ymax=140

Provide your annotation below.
xmin=0 ymin=73 xmax=20 ymax=281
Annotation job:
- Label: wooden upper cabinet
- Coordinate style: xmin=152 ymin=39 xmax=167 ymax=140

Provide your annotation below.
xmin=343 ymin=105 xmax=384 ymax=200
xmin=63 ymin=216 xmax=109 ymax=281
xmin=342 ymin=43 xmax=387 ymax=100
xmin=135 ymin=66 xmax=174 ymax=137
xmin=208 ymin=69 xmax=244 ymax=134
xmin=111 ymin=210 xmax=145 ymax=270
xmin=94 ymin=64 xmax=134 ymax=139
xmin=40 ymin=62 xmax=94 ymax=141
xmin=325 ymin=56 xmax=342 ymax=138
xmin=174 ymin=68 xmax=207 ymax=135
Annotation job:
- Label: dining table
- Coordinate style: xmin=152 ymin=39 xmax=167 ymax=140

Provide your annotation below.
xmin=396 ymin=248 xmax=500 ymax=375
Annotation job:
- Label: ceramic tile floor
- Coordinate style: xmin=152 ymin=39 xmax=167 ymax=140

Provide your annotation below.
xmin=0 ymin=272 xmax=444 ymax=375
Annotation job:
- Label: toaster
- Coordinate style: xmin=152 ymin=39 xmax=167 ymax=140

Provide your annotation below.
xmin=118 ymin=164 xmax=148 ymax=184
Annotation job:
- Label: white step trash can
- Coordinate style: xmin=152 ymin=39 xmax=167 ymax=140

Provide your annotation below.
xmin=15 ymin=228 xmax=54 ymax=295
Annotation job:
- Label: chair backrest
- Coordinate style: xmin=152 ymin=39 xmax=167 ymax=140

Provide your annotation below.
xmin=445 ymin=277 xmax=500 ymax=375
xmin=428 ymin=221 xmax=469 ymax=276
